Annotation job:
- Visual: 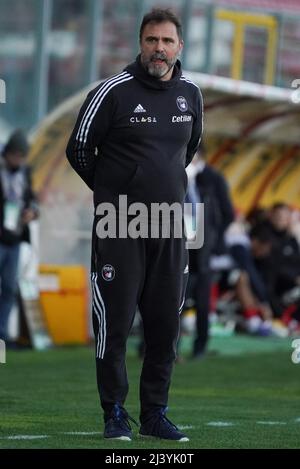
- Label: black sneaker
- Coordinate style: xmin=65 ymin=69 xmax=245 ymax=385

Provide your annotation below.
xmin=104 ymin=404 xmax=137 ymax=441
xmin=139 ymin=407 xmax=189 ymax=442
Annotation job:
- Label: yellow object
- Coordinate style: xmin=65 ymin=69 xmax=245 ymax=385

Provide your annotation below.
xmin=39 ymin=265 xmax=89 ymax=345
xmin=216 ymin=9 xmax=278 ymax=84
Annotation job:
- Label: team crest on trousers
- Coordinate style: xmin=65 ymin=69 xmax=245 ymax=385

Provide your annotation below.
xmin=102 ymin=264 xmax=115 ymax=281
xmin=176 ymin=96 xmax=188 ymax=112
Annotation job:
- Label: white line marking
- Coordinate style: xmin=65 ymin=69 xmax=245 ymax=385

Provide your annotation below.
xmin=206 ymin=421 xmax=235 ymax=427
xmin=62 ymin=431 xmax=102 ymax=436
xmin=1 ymin=435 xmax=49 ymax=440
xmin=256 ymin=421 xmax=287 ymax=425
xmin=1 ymin=419 xmax=298 ymax=442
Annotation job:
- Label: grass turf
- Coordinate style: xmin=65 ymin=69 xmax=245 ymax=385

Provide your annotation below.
xmin=0 ymin=336 xmax=299 ymax=449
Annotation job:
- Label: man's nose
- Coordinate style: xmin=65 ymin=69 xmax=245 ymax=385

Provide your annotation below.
xmin=155 ymin=39 xmax=165 ymax=52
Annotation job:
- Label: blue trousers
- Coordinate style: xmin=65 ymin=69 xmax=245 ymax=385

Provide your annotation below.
xmin=0 ymin=242 xmax=20 ymax=340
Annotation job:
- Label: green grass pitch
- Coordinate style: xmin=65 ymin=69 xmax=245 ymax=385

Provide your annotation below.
xmin=0 ymin=335 xmax=299 ymax=449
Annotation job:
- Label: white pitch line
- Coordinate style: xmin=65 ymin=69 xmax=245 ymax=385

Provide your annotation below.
xmin=256 ymin=421 xmax=287 ymax=425
xmin=206 ymin=421 xmax=235 ymax=427
xmin=1 ymin=435 xmax=49 ymax=440
xmin=1 ymin=420 xmax=298 ymax=441
xmin=62 ymin=431 xmax=102 ymax=436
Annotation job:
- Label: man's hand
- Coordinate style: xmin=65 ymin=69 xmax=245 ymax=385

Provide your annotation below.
xmin=22 ymin=208 xmax=37 ymax=225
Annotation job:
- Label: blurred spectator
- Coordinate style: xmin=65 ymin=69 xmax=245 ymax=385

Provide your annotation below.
xmin=224 ymin=223 xmax=276 ymax=335
xmin=290 ymin=208 xmax=300 ymax=244
xmin=0 ymin=130 xmax=39 ymax=341
xmin=246 ymin=206 xmax=268 ymax=229
xmin=184 ymin=150 xmax=234 ymax=358
xmin=255 ymin=203 xmax=300 ymax=319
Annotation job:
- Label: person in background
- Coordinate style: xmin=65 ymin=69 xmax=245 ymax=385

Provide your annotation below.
xmin=255 ymin=203 xmax=300 ymax=321
xmin=185 ymin=150 xmax=234 ymax=358
xmin=225 ymin=223 xmax=275 ymax=334
xmin=0 ymin=130 xmax=39 ymax=342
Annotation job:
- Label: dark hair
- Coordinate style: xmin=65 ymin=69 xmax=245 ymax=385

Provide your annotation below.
xmin=271 ymin=202 xmax=290 ymax=211
xmin=249 ymin=224 xmax=275 ymax=244
xmin=139 ymin=8 xmax=183 ymax=41
xmin=246 ymin=207 xmax=267 ymax=227
xmin=2 ymin=129 xmax=29 ymax=157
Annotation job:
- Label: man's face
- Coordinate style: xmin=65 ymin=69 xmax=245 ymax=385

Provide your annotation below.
xmin=270 ymin=207 xmax=291 ymax=231
xmin=5 ymin=151 xmax=26 ymax=171
xmin=140 ymin=21 xmax=183 ymax=81
xmin=251 ymin=239 xmax=272 ymax=258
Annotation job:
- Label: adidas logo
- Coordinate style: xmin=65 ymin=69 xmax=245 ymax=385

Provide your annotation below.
xmin=134 ymin=104 xmax=146 ymax=113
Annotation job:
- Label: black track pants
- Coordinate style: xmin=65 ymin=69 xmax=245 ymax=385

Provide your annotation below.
xmin=90 ymin=218 xmax=188 ymax=420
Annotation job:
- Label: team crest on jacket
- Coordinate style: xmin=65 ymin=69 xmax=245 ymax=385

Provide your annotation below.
xmin=102 ymin=264 xmax=115 ymax=281
xmin=176 ymin=96 xmax=188 ymax=112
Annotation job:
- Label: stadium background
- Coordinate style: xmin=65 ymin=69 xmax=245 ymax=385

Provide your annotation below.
xmin=1 ymin=0 xmax=300 ymax=450
xmin=2 ymin=0 xmax=300 ymax=268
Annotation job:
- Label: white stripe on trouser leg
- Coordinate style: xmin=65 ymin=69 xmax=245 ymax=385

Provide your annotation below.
xmin=94 ymin=274 xmax=106 ymax=358
xmin=91 ymin=273 xmax=105 ymax=359
xmin=91 ymin=273 xmax=102 ymax=358
xmin=178 ymin=297 xmax=185 ymax=315
xmin=93 ymin=274 xmax=107 ymax=359
xmin=76 ymin=72 xmax=129 ymax=141
xmin=94 ymin=274 xmax=107 ymax=359
xmin=91 ymin=273 xmax=106 ymax=358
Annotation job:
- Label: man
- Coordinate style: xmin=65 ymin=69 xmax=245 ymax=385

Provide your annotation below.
xmin=185 ymin=151 xmax=234 ymax=357
xmin=225 ymin=223 xmax=275 ymax=334
xmin=256 ymin=203 xmax=300 ymax=317
xmin=0 ymin=130 xmax=38 ymax=341
xmin=66 ymin=9 xmax=202 ymax=441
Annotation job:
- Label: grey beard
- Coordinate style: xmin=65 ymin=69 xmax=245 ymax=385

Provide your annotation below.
xmin=142 ymin=54 xmax=179 ymax=79
xmin=146 ymin=61 xmax=172 ymax=78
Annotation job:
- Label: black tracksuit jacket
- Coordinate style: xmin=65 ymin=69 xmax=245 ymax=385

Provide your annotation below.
xmin=66 ymin=56 xmax=203 ymax=209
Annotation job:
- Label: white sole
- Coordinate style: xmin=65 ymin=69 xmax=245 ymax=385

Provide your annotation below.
xmin=104 ymin=436 xmax=131 ymax=441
